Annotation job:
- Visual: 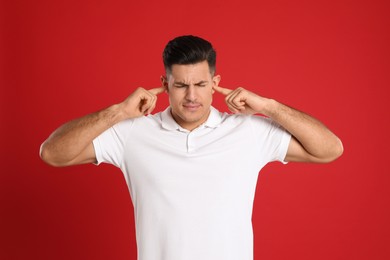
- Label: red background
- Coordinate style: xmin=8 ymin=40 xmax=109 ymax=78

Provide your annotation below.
xmin=1 ymin=0 xmax=389 ymax=259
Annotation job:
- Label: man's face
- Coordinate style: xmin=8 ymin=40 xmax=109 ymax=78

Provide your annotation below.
xmin=162 ymin=61 xmax=221 ymax=131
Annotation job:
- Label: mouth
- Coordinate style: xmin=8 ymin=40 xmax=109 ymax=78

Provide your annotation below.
xmin=183 ymin=103 xmax=201 ymax=111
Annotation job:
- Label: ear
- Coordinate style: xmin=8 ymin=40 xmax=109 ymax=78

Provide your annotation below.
xmin=160 ymin=75 xmax=169 ymax=93
xmin=212 ymin=75 xmax=221 ymax=94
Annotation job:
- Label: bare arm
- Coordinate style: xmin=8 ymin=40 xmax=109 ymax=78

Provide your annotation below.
xmin=213 ymin=86 xmax=343 ymax=163
xmin=40 ymin=87 xmax=165 ymax=167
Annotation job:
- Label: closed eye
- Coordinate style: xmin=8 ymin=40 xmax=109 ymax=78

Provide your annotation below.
xmin=195 ymin=81 xmax=208 ymax=87
xmin=173 ymin=81 xmax=208 ymax=88
xmin=174 ymin=83 xmax=189 ymax=88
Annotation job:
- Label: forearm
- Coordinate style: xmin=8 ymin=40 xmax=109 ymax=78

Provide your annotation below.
xmin=262 ymin=99 xmax=343 ymax=162
xmin=40 ymin=104 xmax=125 ymax=166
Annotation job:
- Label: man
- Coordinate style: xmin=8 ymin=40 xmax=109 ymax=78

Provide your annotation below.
xmin=40 ymin=35 xmax=343 ymax=260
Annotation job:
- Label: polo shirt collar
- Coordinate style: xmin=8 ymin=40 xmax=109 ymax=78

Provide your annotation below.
xmin=161 ymin=106 xmax=222 ymax=131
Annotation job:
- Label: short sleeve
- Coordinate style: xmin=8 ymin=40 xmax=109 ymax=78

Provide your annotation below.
xmin=92 ymin=119 xmax=133 ymax=168
xmin=250 ymin=116 xmax=292 ymax=164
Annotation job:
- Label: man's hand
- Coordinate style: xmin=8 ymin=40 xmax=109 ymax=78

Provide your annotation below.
xmin=120 ymin=86 xmax=166 ymax=119
xmin=213 ymin=86 xmax=269 ymax=115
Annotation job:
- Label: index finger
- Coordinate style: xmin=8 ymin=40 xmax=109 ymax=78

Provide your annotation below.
xmin=148 ymin=86 xmax=166 ymax=95
xmin=213 ymin=85 xmax=233 ymax=96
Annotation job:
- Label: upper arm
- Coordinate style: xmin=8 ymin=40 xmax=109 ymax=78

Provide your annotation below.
xmin=41 ymin=141 xmax=97 ymax=167
xmin=68 ymin=142 xmax=97 ymax=166
xmin=284 ymin=136 xmax=326 ymax=163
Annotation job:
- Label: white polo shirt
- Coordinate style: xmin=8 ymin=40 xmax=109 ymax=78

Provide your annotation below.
xmin=93 ymin=106 xmax=291 ymax=260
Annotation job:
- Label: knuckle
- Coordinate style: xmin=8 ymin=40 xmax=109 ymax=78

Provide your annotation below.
xmin=135 ymin=87 xmax=145 ymax=93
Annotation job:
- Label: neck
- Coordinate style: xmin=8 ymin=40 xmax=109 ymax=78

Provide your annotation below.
xmin=170 ymin=108 xmax=211 ymax=131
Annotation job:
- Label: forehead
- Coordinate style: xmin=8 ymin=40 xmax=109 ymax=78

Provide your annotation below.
xmin=167 ymin=61 xmax=212 ymax=82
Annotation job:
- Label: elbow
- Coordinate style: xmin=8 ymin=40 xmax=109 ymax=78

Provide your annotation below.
xmin=335 ymin=138 xmax=344 ymax=158
xmin=331 ymin=137 xmax=344 ymax=161
xmin=322 ymin=137 xmax=344 ymax=163
xmin=39 ymin=142 xmax=66 ymax=167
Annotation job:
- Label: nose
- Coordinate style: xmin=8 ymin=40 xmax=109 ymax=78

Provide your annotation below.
xmin=185 ymin=85 xmax=197 ymax=101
